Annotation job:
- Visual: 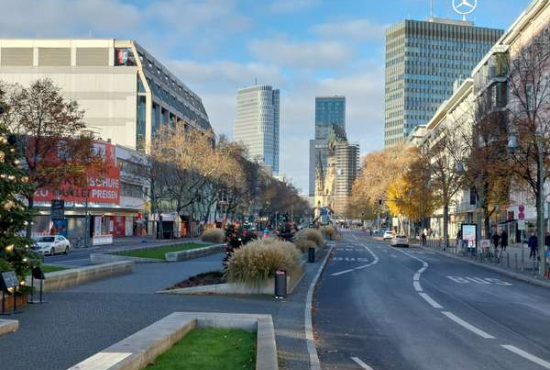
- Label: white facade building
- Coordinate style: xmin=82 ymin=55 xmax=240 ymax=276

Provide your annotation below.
xmin=234 ymin=85 xmax=280 ymax=174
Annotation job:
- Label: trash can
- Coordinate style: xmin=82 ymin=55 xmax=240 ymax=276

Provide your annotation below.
xmin=308 ymin=247 xmax=316 ymax=263
xmin=274 ymin=269 xmax=287 ymax=299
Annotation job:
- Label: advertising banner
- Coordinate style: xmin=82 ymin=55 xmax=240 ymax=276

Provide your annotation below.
xmin=33 ymin=141 xmax=121 ymax=204
xmin=461 ymin=224 xmax=477 ymax=249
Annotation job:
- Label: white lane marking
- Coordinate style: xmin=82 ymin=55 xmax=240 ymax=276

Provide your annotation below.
xmin=305 ymin=245 xmax=334 ymax=370
xmin=442 ymin=312 xmax=495 ymax=339
xmin=413 ymin=272 xmax=421 ymax=281
xmin=447 ymin=276 xmax=513 ymax=286
xmin=351 ymin=357 xmax=376 ymax=370
xmin=390 ymin=255 xmax=397 ymax=258
xmin=332 ymin=269 xmax=354 ymax=276
xmin=413 ymin=281 xmax=423 ymax=292
xmin=419 ymin=292 xmax=443 ymax=309
xmin=501 ymin=345 xmax=550 ymax=369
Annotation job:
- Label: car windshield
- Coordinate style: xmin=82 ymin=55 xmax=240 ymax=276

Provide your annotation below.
xmin=35 ymin=236 xmax=55 ymax=243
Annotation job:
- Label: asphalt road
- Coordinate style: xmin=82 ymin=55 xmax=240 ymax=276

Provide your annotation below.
xmin=314 ymin=231 xmax=550 ymax=370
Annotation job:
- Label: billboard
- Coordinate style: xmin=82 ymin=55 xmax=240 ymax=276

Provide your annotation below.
xmin=461 ymin=224 xmax=477 ymax=249
xmin=33 ymin=141 xmax=121 ymax=204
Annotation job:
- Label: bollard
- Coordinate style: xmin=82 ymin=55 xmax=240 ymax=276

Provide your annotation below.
xmin=507 ymin=252 xmax=510 ymax=269
xmin=274 ymin=270 xmax=287 ymax=299
xmin=308 ymin=247 xmax=316 ymax=263
xmin=515 ymin=253 xmax=518 ymax=271
xmin=521 ymin=249 xmax=525 ymax=272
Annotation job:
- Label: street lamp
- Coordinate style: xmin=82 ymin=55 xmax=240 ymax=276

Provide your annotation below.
xmin=508 ymin=133 xmax=547 ymax=279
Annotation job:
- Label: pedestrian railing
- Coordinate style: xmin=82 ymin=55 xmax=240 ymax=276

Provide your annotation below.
xmin=422 ymin=238 xmax=547 ymax=279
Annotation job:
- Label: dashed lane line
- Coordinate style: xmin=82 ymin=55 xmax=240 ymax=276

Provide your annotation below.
xmin=331 ymin=245 xmax=379 ymax=276
xmin=351 ymin=357 xmax=376 ymax=370
xmin=442 ymin=312 xmax=496 ymax=339
xmin=501 ymin=345 xmax=550 ymax=370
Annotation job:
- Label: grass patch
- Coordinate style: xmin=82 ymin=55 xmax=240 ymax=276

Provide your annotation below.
xmin=114 ymin=243 xmax=208 ymax=260
xmin=25 ymin=265 xmax=69 ymax=276
xmin=146 ymin=328 xmax=256 ymax=370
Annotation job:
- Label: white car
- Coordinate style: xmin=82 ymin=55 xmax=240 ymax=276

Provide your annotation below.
xmin=391 ymin=234 xmax=409 ymax=248
xmin=383 ymin=231 xmax=394 ymax=240
xmin=31 ymin=235 xmax=70 ymax=256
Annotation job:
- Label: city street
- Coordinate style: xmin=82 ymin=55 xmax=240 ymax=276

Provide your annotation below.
xmin=314 ymin=231 xmax=550 ymax=370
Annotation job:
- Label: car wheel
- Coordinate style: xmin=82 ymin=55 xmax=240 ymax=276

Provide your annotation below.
xmin=64 ymin=246 xmax=69 ymax=255
xmin=50 ymin=248 xmax=55 ymax=256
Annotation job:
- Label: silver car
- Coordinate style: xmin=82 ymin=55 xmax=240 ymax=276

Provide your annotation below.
xmin=32 ymin=235 xmax=71 ymax=256
xmin=391 ymin=234 xmax=409 ymax=248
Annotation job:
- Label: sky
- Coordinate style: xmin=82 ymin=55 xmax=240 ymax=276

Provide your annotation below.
xmin=0 ymin=0 xmax=535 ymax=193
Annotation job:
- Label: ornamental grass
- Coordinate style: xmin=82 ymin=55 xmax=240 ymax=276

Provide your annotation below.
xmin=295 ymin=228 xmax=324 ymax=249
xmin=201 ymin=228 xmax=225 ymax=244
xmin=320 ymin=225 xmax=338 ymax=240
xmin=226 ymin=239 xmax=301 ymax=284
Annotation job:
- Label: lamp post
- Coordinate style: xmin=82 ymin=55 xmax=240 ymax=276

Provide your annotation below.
xmin=508 ymin=133 xmax=547 ymax=279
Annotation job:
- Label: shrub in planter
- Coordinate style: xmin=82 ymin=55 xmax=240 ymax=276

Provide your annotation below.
xmin=320 ymin=225 xmax=338 ymax=240
xmin=276 ymin=222 xmax=296 ymax=242
xmin=226 ymin=239 xmax=301 ymax=284
xmin=294 ymin=238 xmax=317 ymax=253
xmin=295 ymin=228 xmax=324 ymax=248
xmin=223 ymin=224 xmax=257 ymax=267
xmin=201 ymin=228 xmax=225 ymax=244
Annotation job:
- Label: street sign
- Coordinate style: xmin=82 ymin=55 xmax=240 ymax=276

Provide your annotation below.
xmin=518 ymin=220 xmax=526 ymax=230
xmin=518 ymin=213 xmax=525 ymax=220
xmin=51 ymin=199 xmax=65 ymax=220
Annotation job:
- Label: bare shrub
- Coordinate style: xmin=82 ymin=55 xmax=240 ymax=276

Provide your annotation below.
xmin=320 ymin=225 xmax=338 ymax=240
xmin=295 ymin=228 xmax=324 ymax=248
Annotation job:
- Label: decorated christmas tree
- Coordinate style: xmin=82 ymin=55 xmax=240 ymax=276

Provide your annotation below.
xmin=222 ymin=223 xmax=257 ymax=266
xmin=0 ymin=92 xmax=39 ymax=283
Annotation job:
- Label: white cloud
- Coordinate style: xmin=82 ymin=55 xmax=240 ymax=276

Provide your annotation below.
xmin=0 ymin=0 xmax=141 ymax=37
xmin=249 ymin=38 xmax=354 ymax=69
xmin=269 ymin=0 xmax=320 ymax=14
xmin=311 ymin=19 xmax=386 ymax=42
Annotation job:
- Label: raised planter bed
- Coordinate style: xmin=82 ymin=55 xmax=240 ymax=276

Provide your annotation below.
xmin=0 ymin=319 xmax=18 ymax=337
xmin=25 ymin=261 xmax=133 ymax=292
xmin=165 ymin=244 xmax=224 ymax=262
xmin=0 ymin=292 xmax=28 ymax=311
xmin=161 ymin=260 xmax=306 ymax=296
xmin=66 ymin=312 xmax=278 ymax=370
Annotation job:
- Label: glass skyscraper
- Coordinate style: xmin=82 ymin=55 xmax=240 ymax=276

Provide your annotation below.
xmin=309 ymin=96 xmax=346 ymax=196
xmin=384 ymin=19 xmax=503 ymax=147
xmin=234 ymin=85 xmax=280 ymax=174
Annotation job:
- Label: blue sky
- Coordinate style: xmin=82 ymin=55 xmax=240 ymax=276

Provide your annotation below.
xmin=0 ymin=0 xmax=534 ymax=193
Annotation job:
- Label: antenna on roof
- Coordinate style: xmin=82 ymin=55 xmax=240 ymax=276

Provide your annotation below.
xmin=430 ymin=0 xmax=434 ymax=19
xmin=255 ymin=77 xmax=257 ymax=86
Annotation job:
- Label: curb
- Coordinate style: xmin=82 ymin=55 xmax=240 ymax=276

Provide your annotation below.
xmin=0 ymin=319 xmax=18 ymax=337
xmin=421 ymin=246 xmax=550 ymax=289
xmin=305 ymin=244 xmax=335 ymax=370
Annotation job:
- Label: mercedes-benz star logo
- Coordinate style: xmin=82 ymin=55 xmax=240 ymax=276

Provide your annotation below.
xmin=453 ymin=0 xmax=478 ymax=20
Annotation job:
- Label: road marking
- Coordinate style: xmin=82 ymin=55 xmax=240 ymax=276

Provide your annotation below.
xmin=351 ymin=357 xmax=376 ymax=370
xmin=413 ymin=272 xmax=421 ymax=281
xmin=447 ymin=276 xmax=513 ymax=286
xmin=413 ymin=281 xmax=423 ymax=292
xmin=419 ymin=292 xmax=443 ymax=309
xmin=501 ymin=345 xmax=550 ymax=369
xmin=332 ymin=269 xmax=354 ymax=276
xmin=442 ymin=312 xmax=495 ymax=339
xmin=390 ymin=255 xmax=397 ymax=258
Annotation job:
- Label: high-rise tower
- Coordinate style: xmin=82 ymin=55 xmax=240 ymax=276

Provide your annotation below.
xmin=234 ymin=85 xmax=280 ymax=174
xmin=384 ymin=19 xmax=503 ymax=147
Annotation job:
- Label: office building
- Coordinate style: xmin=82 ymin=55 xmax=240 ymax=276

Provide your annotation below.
xmin=384 ymin=19 xmax=503 ymax=147
xmin=234 ymin=85 xmax=280 ymax=174
xmin=0 ymin=38 xmax=211 ymax=152
xmin=333 ymin=141 xmax=360 ymax=215
xmin=309 ymin=96 xmax=346 ymax=195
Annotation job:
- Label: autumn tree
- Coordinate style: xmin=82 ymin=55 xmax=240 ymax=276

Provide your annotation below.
xmin=0 ymin=78 xmax=100 ymax=237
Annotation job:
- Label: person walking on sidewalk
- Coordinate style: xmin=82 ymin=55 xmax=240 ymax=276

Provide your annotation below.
xmin=528 ymin=233 xmax=538 ymax=259
xmin=501 ymin=230 xmax=508 ymax=252
xmin=545 ymin=232 xmax=550 ymax=252
xmin=492 ymin=231 xmax=500 ymax=250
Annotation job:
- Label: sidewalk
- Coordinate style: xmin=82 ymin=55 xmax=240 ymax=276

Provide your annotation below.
xmin=0 ymin=243 xmax=334 ymax=370
xmin=418 ymin=239 xmax=550 ymax=288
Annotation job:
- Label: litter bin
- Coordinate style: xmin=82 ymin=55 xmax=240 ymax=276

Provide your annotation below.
xmin=308 ymin=247 xmax=315 ymax=263
xmin=274 ymin=269 xmax=287 ymax=299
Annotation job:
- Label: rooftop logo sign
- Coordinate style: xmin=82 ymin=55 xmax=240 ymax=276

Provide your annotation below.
xmin=453 ymin=0 xmax=477 ymax=21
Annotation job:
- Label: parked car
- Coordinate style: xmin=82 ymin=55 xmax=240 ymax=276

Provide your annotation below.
xmin=31 ymin=235 xmax=70 ymax=256
xmin=391 ymin=234 xmax=409 ymax=247
xmin=383 ymin=230 xmax=394 ymax=240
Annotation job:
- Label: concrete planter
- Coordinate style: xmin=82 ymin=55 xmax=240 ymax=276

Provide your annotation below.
xmin=25 ymin=261 xmax=133 ymax=292
xmin=90 ymin=253 xmax=164 ymax=264
xmin=67 ymin=312 xmax=278 ymax=370
xmin=162 ymin=261 xmax=306 ymax=296
xmin=0 ymin=319 xmax=18 ymax=337
xmin=165 ymin=244 xmax=224 ymax=262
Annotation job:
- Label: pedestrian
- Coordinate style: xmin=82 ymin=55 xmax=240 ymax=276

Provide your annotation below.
xmin=456 ymin=229 xmax=462 ymax=248
xmin=491 ymin=231 xmax=500 ymax=250
xmin=421 ymin=229 xmax=427 ymax=246
xmin=500 ymin=229 xmax=508 ymax=252
xmin=545 ymin=232 xmax=550 ymax=250
xmin=528 ymin=233 xmax=538 ymax=259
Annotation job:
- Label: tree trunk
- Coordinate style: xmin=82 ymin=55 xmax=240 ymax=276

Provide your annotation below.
xmin=443 ymin=202 xmax=449 ymax=248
